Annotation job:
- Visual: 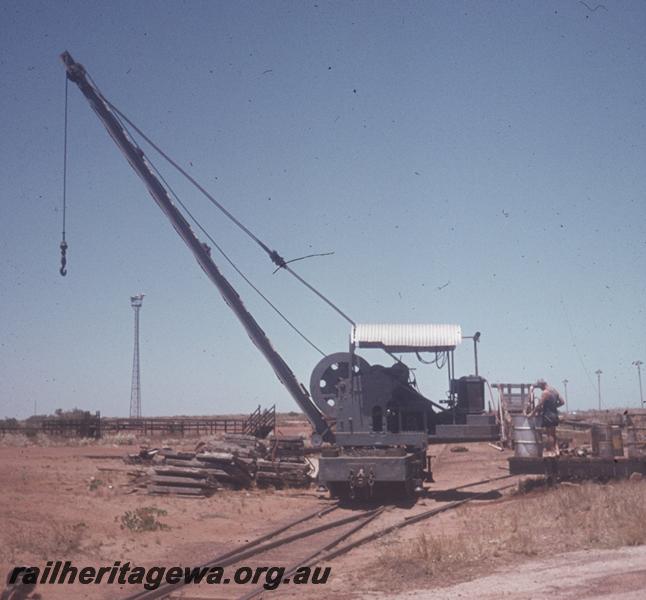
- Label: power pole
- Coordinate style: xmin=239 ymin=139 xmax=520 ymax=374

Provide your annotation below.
xmin=130 ymin=294 xmax=145 ymax=418
xmin=595 ymin=369 xmax=602 ymax=411
xmin=633 ymin=361 xmax=644 ymax=408
xmin=562 ymin=379 xmax=569 ymax=413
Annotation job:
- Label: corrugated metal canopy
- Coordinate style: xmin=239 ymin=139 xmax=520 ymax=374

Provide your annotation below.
xmin=352 ymin=323 xmax=462 ymax=352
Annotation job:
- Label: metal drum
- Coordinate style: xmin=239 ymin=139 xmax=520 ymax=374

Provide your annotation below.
xmin=591 ymin=424 xmax=619 ymax=457
xmin=512 ymin=415 xmax=543 ymax=458
xmin=610 ymin=426 xmax=624 ymax=457
xmin=597 ymin=440 xmax=614 ymax=459
xmin=626 ymin=428 xmax=641 ymax=458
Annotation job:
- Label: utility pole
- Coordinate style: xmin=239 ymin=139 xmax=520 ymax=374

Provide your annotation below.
xmin=595 ymin=369 xmax=602 ymax=411
xmin=633 ymin=361 xmax=644 ymax=408
xmin=130 ymin=294 xmax=145 ymax=418
xmin=463 ymin=332 xmax=481 ymax=376
xmin=562 ymin=379 xmax=569 ymax=413
xmin=472 ymin=331 xmax=481 ymax=376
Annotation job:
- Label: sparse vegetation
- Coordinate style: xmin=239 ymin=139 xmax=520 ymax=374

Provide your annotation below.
xmin=104 ymin=432 xmax=139 ymax=446
xmin=120 ymin=507 xmax=170 ymax=532
xmin=376 ymin=479 xmax=646 ymax=585
xmin=3 ymin=520 xmax=88 ymax=562
xmin=0 ymin=431 xmax=147 ymax=447
xmin=52 ymin=521 xmax=88 ymax=555
xmin=88 ymin=478 xmax=103 ymax=491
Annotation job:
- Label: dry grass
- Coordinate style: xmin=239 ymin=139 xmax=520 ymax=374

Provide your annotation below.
xmin=0 ymin=432 xmax=152 ymax=447
xmin=0 ymin=432 xmax=212 ymax=449
xmin=376 ymin=479 xmax=646 ymax=585
xmin=0 ymin=433 xmax=53 ymax=447
xmin=2 ymin=520 xmax=89 ymax=563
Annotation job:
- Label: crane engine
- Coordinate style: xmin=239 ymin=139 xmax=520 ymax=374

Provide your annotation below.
xmin=311 ymin=325 xmax=461 ymax=497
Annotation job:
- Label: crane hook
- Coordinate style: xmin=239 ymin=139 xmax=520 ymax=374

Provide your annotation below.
xmin=59 ymin=239 xmax=68 ymax=276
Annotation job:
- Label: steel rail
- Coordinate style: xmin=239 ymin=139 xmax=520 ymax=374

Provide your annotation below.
xmin=238 ymin=481 xmax=516 ymax=599
xmin=237 ymin=507 xmax=386 ymax=600
xmin=312 ymin=483 xmax=517 ymax=565
xmin=452 ymin=473 xmax=515 ymax=490
xmin=125 ymin=477 xmax=516 ymax=600
xmin=121 ymin=503 xmax=337 ymax=600
xmin=122 ymin=505 xmax=379 ymax=600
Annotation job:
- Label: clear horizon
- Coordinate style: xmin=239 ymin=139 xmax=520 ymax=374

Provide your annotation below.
xmin=1 ymin=1 xmax=645 ymax=419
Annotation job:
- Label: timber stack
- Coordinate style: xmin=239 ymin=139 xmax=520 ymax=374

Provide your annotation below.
xmin=137 ymin=434 xmax=311 ymax=496
xmin=257 ymin=436 xmax=310 ymax=487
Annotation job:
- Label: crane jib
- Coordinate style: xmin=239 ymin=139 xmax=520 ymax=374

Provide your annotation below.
xmin=60 ymin=51 xmax=333 ymax=443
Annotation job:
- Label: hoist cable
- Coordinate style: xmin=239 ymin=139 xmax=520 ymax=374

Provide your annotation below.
xmin=59 ymin=75 xmax=69 ymax=276
xmin=85 ymin=77 xmax=326 ymax=357
xmin=282 ymin=264 xmax=354 ymax=325
xmin=155 ymin=167 xmax=328 ymax=358
xmin=86 ymin=75 xmax=272 ymax=254
xmin=108 ymin=97 xmax=355 ymax=326
xmin=272 ymin=252 xmax=335 ymax=274
xmin=85 ymin=77 xmax=355 ymax=326
xmin=416 ymin=351 xmax=439 ymax=365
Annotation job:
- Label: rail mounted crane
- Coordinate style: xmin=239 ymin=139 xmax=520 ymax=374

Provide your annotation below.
xmin=61 ymin=52 xmax=494 ymax=499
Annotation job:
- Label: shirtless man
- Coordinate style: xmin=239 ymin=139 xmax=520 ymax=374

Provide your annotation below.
xmin=532 ymin=379 xmax=565 ymax=457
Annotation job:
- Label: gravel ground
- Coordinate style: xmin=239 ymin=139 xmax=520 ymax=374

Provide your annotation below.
xmin=379 ymin=545 xmax=646 ymax=600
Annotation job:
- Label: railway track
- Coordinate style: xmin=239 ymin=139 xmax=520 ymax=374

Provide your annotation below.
xmin=122 ymin=475 xmax=517 ymax=600
xmin=122 ymin=502 xmax=377 ymax=600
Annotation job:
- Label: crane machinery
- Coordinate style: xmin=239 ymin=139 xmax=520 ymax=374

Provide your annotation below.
xmin=61 ymin=51 xmax=496 ymax=500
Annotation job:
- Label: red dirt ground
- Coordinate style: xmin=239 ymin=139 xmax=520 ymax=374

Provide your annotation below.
xmin=1 ymin=426 xmax=644 ymax=599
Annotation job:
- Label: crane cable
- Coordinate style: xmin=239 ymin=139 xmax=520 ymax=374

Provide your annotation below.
xmin=146 ymin=152 xmax=327 ymax=357
xmin=89 ymin=80 xmax=355 ymax=327
xmin=81 ymin=74 xmax=327 ymax=357
xmin=59 ymin=74 xmax=69 ymax=276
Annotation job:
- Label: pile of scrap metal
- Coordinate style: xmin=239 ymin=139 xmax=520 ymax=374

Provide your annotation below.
xmin=125 ymin=446 xmax=160 ymax=464
xmin=126 ymin=434 xmax=312 ymax=497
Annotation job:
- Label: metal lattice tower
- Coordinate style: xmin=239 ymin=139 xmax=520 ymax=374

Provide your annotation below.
xmin=129 ymin=294 xmax=145 ymax=418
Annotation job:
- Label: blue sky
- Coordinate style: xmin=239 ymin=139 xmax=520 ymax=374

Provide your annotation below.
xmin=1 ymin=0 xmax=645 ymax=418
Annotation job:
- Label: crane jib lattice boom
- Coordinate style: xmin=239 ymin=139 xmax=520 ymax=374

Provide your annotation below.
xmin=60 ymin=51 xmax=333 ymax=442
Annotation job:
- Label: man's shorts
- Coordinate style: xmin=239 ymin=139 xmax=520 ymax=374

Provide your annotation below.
xmin=542 ymin=412 xmax=559 ymax=428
